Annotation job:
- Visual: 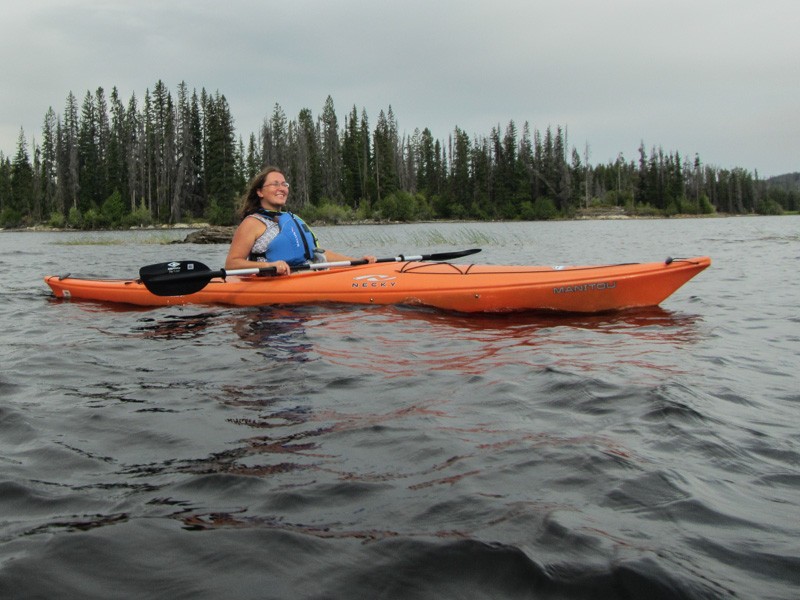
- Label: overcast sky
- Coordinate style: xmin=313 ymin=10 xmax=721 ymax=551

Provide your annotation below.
xmin=2 ymin=0 xmax=797 ymax=177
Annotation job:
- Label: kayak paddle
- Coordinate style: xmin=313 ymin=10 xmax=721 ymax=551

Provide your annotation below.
xmin=139 ymin=248 xmax=482 ymax=296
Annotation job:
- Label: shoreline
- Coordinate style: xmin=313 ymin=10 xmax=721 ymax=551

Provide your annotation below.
xmin=1 ymin=211 xmax=783 ymax=235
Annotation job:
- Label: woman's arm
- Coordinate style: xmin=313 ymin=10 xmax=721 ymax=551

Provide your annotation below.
xmin=225 ymin=219 xmax=290 ymax=274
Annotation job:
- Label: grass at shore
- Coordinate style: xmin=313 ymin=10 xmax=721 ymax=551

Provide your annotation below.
xmin=51 ymin=233 xmax=184 ymax=245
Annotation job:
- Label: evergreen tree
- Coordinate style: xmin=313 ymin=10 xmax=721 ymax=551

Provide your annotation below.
xmin=31 ymin=137 xmax=43 ymax=222
xmin=416 ymin=127 xmax=436 ymax=195
xmin=448 ymin=127 xmax=471 ymax=217
xmin=569 ymin=147 xmax=586 ymax=209
xmin=269 ymin=103 xmax=288 ymax=168
xmin=400 ymin=129 xmax=418 ymax=194
xmin=142 ymin=89 xmax=155 ymax=213
xmin=8 ymin=129 xmax=34 ymax=224
xmin=341 ymin=105 xmax=363 ymax=206
xmin=245 ymin=133 xmax=260 ymax=180
xmin=340 ymin=106 xmax=378 ymax=208
xmin=187 ymin=90 xmax=205 ymax=216
xmin=373 ymin=110 xmax=397 ymax=201
xmin=95 ymin=87 xmax=111 ymax=201
xmin=0 ymin=153 xmax=11 ymax=217
xmin=203 ymin=92 xmax=239 ymax=224
xmin=125 ymin=92 xmax=142 ymax=212
xmin=319 ymin=95 xmax=341 ymax=202
xmin=359 ymin=109 xmax=374 ymax=205
xmin=517 ymin=123 xmax=535 ymax=206
xmin=77 ymin=90 xmax=101 ymax=211
xmin=40 ymin=108 xmax=59 ymax=216
xmin=471 ymin=134 xmax=492 ymax=218
xmin=172 ymin=81 xmax=202 ymax=222
xmin=290 ymin=108 xmax=317 ymax=209
xmin=540 ymin=127 xmax=560 ymax=202
xmin=496 ymin=121 xmax=519 ymax=217
xmin=635 ymin=142 xmax=649 ymax=206
xmin=108 ymin=87 xmax=127 ymax=208
xmin=151 ymin=80 xmax=175 ymax=220
xmin=59 ymin=92 xmax=80 ymax=211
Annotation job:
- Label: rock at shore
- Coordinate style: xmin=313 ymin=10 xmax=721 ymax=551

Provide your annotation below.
xmin=180 ymin=226 xmax=236 ymax=244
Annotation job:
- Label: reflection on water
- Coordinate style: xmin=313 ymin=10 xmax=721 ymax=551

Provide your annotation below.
xmin=116 ymin=302 xmax=703 ymax=381
xmin=299 ymin=304 xmax=704 ymax=380
xmin=133 ymin=312 xmax=221 ymax=339
xmin=102 ymin=301 xmax=706 ymax=388
xmin=231 ymin=308 xmax=315 ymax=362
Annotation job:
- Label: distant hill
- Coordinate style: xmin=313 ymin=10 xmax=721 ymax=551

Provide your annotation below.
xmin=767 ymin=172 xmax=800 ymax=191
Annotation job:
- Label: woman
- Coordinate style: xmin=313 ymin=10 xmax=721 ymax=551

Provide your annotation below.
xmin=225 ymin=166 xmax=374 ymax=274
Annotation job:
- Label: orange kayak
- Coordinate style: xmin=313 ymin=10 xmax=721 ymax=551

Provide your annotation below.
xmin=45 ymin=256 xmax=710 ymax=313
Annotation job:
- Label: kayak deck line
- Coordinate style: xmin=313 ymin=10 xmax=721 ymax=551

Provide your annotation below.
xmin=395 ymin=256 xmax=701 ymax=275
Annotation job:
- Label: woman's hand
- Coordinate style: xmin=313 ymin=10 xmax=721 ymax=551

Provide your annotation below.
xmin=269 ymin=260 xmax=291 ymax=275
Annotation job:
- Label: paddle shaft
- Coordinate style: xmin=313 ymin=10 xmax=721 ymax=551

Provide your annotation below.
xmin=139 ymin=249 xmax=482 ymax=296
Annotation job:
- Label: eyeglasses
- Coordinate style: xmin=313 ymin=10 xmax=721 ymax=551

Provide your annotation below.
xmin=263 ymin=181 xmax=290 ymax=189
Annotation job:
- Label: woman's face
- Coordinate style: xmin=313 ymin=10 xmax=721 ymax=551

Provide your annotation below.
xmin=256 ymin=171 xmax=290 ymax=210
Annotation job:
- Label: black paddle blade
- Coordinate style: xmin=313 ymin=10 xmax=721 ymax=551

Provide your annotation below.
xmin=423 ymin=248 xmax=481 ymax=261
xmin=139 ymin=261 xmax=215 ymax=296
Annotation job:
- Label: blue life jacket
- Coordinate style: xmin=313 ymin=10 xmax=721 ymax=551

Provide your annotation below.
xmin=249 ymin=210 xmax=319 ymax=266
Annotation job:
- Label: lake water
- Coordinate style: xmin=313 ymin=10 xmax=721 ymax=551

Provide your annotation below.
xmin=1 ymin=217 xmax=798 ymax=599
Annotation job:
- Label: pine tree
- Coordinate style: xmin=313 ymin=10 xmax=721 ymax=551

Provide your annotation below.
xmin=41 ymin=108 xmax=59 ymax=217
xmin=496 ymin=121 xmax=519 ymax=217
xmin=245 ymin=133 xmax=260 ymax=180
xmin=171 ymin=81 xmax=202 ymax=222
xmin=151 ymin=80 xmax=175 ymax=220
xmin=290 ymin=108 xmax=317 ymax=209
xmin=58 ymin=92 xmax=80 ymax=212
xmin=341 ymin=105 xmax=362 ymax=206
xmin=373 ymin=110 xmax=397 ymax=201
xmin=77 ymin=90 xmax=101 ymax=212
xmin=269 ymin=103 xmax=288 ymax=168
xmin=95 ymin=87 xmax=111 ymax=202
xmin=108 ymin=87 xmax=127 ymax=208
xmin=9 ymin=129 xmax=34 ymax=224
xmin=553 ymin=126 xmax=569 ymax=213
xmin=125 ymin=92 xmax=142 ymax=212
xmin=416 ymin=127 xmax=436 ymax=196
xmin=398 ymin=129 xmax=414 ymax=195
xmin=635 ymin=142 xmax=649 ymax=206
xmin=0 ymin=153 xmax=11 ymax=218
xmin=448 ymin=127 xmax=471 ymax=217
xmin=471 ymin=134 xmax=492 ymax=217
xmin=517 ymin=123 xmax=535 ymax=206
xmin=187 ymin=90 xmax=204 ymax=216
xmin=359 ymin=109 xmax=374 ymax=205
xmin=203 ymin=92 xmax=239 ymax=224
xmin=319 ymin=96 xmax=341 ymax=202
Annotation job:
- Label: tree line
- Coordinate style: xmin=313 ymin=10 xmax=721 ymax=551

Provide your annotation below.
xmin=0 ymin=81 xmax=796 ymax=229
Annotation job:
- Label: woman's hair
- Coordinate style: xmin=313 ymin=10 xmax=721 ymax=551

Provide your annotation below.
xmin=237 ymin=166 xmax=285 ymax=219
